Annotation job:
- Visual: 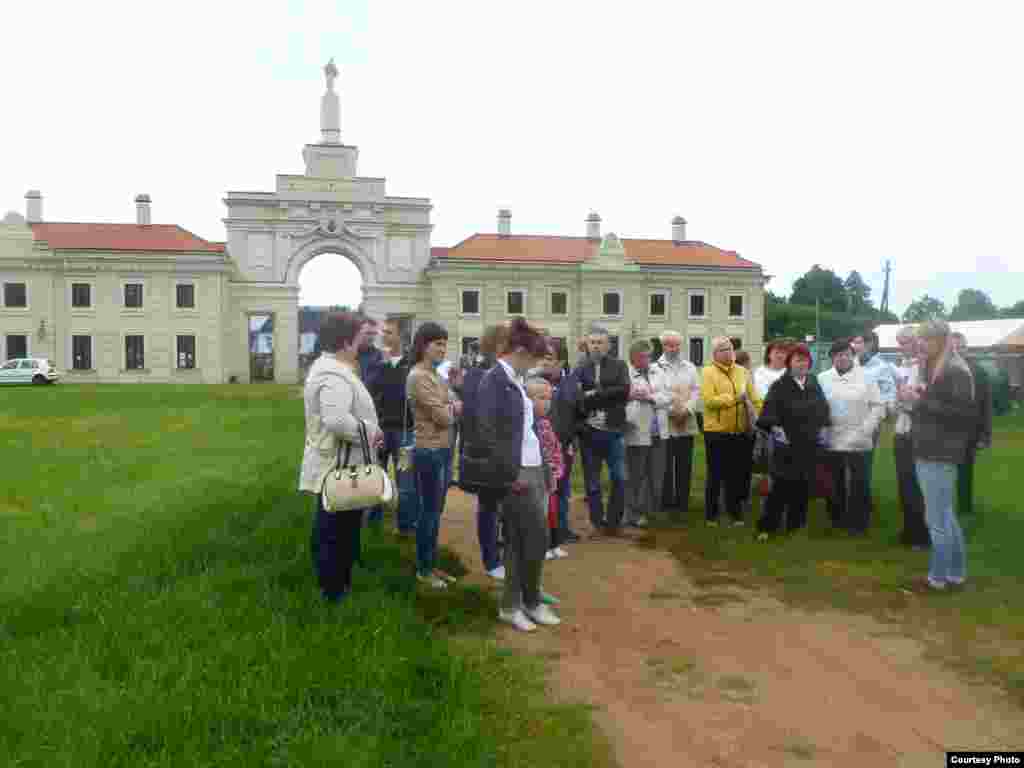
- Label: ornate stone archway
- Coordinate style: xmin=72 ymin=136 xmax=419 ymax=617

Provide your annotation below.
xmin=218 ymin=60 xmax=434 ymax=383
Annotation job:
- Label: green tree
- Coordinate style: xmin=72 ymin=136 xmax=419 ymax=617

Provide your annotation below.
xmin=843 ymin=270 xmax=873 ymax=314
xmin=1000 ymin=300 xmax=1024 ymax=318
xmin=902 ymin=295 xmax=947 ymax=323
xmin=949 ymin=289 xmax=999 ymax=321
xmin=790 ymin=265 xmax=847 ymax=312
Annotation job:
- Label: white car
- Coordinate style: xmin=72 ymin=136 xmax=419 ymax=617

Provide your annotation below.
xmin=0 ymin=357 xmax=61 ymax=384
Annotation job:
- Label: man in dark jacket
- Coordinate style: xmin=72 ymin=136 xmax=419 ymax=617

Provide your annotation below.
xmin=952 ymin=332 xmax=993 ymax=528
xmin=368 ymin=319 xmax=418 ymax=535
xmin=575 ymin=326 xmax=631 ymax=536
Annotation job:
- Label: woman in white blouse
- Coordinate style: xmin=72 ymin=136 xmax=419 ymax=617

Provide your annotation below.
xmin=753 ymin=339 xmax=793 ymax=399
xmin=299 ymin=311 xmax=383 ymax=603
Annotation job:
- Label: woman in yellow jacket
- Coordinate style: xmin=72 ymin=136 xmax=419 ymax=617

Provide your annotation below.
xmin=700 ymin=337 xmax=763 ymax=526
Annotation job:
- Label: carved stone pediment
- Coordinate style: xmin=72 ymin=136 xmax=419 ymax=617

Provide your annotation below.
xmin=286 ymin=217 xmax=377 ymax=243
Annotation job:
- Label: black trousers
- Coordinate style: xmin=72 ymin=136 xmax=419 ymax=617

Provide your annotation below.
xmin=311 ymin=494 xmax=364 ymax=600
xmin=661 ymin=435 xmax=695 ymax=517
xmin=824 ymin=451 xmax=871 ymax=533
xmin=758 ymin=459 xmax=812 ymax=534
xmin=704 ymin=432 xmax=754 ymax=521
xmin=894 ymin=434 xmax=929 ymax=546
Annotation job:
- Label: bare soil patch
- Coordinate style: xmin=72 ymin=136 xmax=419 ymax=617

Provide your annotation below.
xmin=439 ymin=489 xmax=1022 ymax=767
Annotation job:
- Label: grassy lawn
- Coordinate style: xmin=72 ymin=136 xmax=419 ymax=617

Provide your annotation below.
xmin=634 ymin=410 xmax=1024 ymax=707
xmin=0 ymin=385 xmax=612 ymax=768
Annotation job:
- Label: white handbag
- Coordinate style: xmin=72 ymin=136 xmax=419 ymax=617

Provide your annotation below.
xmin=320 ymin=420 xmax=394 ymax=513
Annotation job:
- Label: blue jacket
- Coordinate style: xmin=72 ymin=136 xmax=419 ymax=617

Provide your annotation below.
xmin=460 ymin=363 xmax=526 ymax=494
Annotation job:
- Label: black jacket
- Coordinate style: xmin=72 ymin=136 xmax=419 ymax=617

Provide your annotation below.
xmin=456 ymin=366 xmax=487 ymax=494
xmin=368 ymin=355 xmax=414 ymax=432
xmin=460 ymin=363 xmax=526 ymax=494
xmin=575 ymin=356 xmax=630 ymax=431
xmin=912 ymin=364 xmax=977 ymax=465
xmin=756 ymin=373 xmax=830 ymax=478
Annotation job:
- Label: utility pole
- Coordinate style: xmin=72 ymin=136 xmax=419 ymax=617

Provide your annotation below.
xmin=880 ymin=260 xmax=892 ymax=315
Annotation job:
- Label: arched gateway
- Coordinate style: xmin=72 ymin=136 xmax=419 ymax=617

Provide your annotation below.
xmin=224 ymin=59 xmax=432 ymax=383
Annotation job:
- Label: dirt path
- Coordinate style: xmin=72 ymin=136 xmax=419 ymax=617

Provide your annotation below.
xmin=439 ymin=489 xmax=1021 ymax=767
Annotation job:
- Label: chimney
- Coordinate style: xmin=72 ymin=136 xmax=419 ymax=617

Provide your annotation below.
xmin=25 ymin=190 xmax=42 ymax=223
xmin=585 ymin=210 xmax=601 ymax=239
xmin=497 ymin=208 xmax=511 ymax=236
xmin=135 ymin=194 xmax=152 ymax=225
xmin=671 ymin=215 xmax=687 ymax=243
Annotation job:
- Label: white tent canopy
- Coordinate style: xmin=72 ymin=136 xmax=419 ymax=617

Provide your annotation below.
xmin=875 ymin=318 xmax=1024 ymax=349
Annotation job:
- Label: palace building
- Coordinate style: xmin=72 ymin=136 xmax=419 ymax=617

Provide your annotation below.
xmin=0 ymin=61 xmax=766 ymax=383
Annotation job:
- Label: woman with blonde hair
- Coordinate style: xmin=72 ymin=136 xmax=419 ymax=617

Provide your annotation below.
xmin=898 ymin=320 xmax=976 ymax=591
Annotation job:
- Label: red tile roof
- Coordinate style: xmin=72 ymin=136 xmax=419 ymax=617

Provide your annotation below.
xmin=434 ymin=233 xmax=757 ymax=269
xmin=30 ymin=223 xmax=226 ymax=253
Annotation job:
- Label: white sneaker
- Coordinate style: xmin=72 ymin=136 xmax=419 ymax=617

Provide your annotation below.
xmin=553 ymin=547 xmax=569 ymax=558
xmin=416 ymin=573 xmax=448 ymax=590
xmin=486 ymin=566 xmax=506 ymax=580
xmin=545 ymin=549 xmax=556 ymax=560
xmin=525 ymin=604 xmax=561 ymax=626
xmin=499 ymin=609 xmax=537 ymax=632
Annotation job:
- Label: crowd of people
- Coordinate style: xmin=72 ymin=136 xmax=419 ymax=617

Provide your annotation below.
xmin=299 ymin=311 xmax=994 ymax=622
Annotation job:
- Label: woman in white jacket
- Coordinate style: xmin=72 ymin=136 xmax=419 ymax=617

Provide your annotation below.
xmin=654 ymin=331 xmax=702 ymax=520
xmin=817 ymin=339 xmax=885 ymax=534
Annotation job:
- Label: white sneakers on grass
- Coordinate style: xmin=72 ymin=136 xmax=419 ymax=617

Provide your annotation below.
xmin=545 ymin=547 xmax=569 ymax=560
xmin=486 ymin=566 xmax=506 ymax=580
xmin=416 ymin=573 xmax=448 ymax=590
xmin=499 ymin=609 xmax=537 ymax=632
xmin=525 ymin=604 xmax=561 ymax=626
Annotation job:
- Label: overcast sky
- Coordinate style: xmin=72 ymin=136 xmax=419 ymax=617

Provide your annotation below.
xmin=3 ymin=1 xmax=1022 ymax=314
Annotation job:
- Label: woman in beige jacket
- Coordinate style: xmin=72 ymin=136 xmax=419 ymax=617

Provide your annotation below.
xmin=406 ymin=321 xmax=463 ymax=589
xmin=299 ymin=311 xmax=382 ymax=603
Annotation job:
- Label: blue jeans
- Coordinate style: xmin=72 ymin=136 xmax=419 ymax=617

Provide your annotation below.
xmin=477 ymin=491 xmax=501 ymax=572
xmin=376 ymin=429 xmax=419 ymax=531
xmin=915 ymin=460 xmax=966 ymax=585
xmin=556 ymin=442 xmax=576 ymax=538
xmin=414 ymin=447 xmax=450 ymax=576
xmin=580 ymin=427 xmax=626 ymax=529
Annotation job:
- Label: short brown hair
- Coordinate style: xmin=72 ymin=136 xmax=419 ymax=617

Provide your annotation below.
xmin=735 ymin=350 xmax=752 ymax=368
xmin=480 ymin=322 xmax=511 ymax=357
xmin=505 ymin=317 xmax=548 ymax=358
xmin=412 ymin=322 xmax=449 ymax=363
xmin=319 ymin=311 xmax=362 ymax=353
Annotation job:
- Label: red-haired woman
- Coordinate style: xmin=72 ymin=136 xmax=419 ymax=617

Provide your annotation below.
xmin=754 ymin=343 xmax=830 ymax=538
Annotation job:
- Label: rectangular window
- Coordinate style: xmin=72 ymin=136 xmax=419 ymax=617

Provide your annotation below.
xmin=176 ymin=335 xmax=196 ymax=369
xmin=71 ymin=283 xmax=92 ymax=308
xmin=550 ymin=291 xmax=568 ymax=316
xmin=3 ymin=283 xmax=27 ymax=308
xmin=551 ymin=337 xmax=568 ymax=362
xmin=125 ymin=335 xmax=145 ymax=369
xmin=72 ymin=335 xmax=92 ymax=370
xmin=176 ymin=284 xmax=195 ymax=309
xmin=608 ymin=335 xmax=620 ymax=359
xmin=506 ymin=290 xmax=524 ymax=315
xmin=6 ymin=334 xmax=28 ymax=360
xmin=124 ymin=283 xmax=143 ymax=309
xmin=461 ymin=289 xmax=480 ymax=315
xmin=602 ymin=291 xmax=621 ymax=316
xmin=649 ymin=292 xmax=667 ymax=317
xmin=461 ymin=336 xmax=479 ymax=355
xmin=729 ymin=294 xmax=744 ymax=318
xmin=689 ymin=338 xmax=704 ymax=367
xmin=689 ymin=293 xmax=706 ymax=318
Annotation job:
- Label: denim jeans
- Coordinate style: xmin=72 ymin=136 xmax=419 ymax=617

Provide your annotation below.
xmin=915 ymin=459 xmax=966 ymax=585
xmin=378 ymin=429 xmax=420 ymax=532
xmin=556 ymin=442 xmax=576 ymax=539
xmin=580 ymin=427 xmax=626 ymax=529
xmin=311 ymin=493 xmax=363 ymax=601
xmin=477 ymin=491 xmax=501 ymax=572
xmin=414 ymin=446 xmax=450 ymax=576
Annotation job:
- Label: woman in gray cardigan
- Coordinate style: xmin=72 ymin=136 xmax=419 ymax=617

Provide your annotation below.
xmin=899 ymin=320 xmax=976 ymax=592
xmin=299 ymin=311 xmax=382 ymax=602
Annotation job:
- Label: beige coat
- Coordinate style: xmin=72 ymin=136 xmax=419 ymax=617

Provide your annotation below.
xmin=298 ymin=353 xmax=381 ymax=494
xmin=407 ymin=363 xmax=454 ymax=450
